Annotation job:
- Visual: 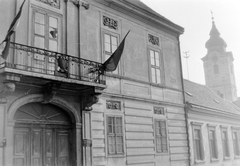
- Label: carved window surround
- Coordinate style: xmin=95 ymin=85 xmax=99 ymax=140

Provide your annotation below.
xmin=154 ymin=107 xmax=165 ymax=115
xmin=148 ymin=34 xmax=159 ymax=46
xmin=36 ymin=0 xmax=60 ymax=9
xmin=106 ymin=101 xmax=121 ymax=110
xmin=103 ymin=16 xmax=118 ymax=30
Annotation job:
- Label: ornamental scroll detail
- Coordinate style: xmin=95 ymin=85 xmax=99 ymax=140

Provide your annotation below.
xmin=36 ymin=0 xmax=60 ymax=9
xmin=103 ymin=16 xmax=118 ymax=30
xmin=154 ymin=107 xmax=165 ymax=115
xmin=106 ymin=101 xmax=121 ymax=110
xmin=148 ymin=34 xmax=159 ymax=46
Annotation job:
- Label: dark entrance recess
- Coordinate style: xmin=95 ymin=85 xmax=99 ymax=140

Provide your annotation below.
xmin=13 ymin=103 xmax=74 ymax=166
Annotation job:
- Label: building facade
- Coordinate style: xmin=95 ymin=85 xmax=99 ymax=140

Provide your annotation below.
xmin=184 ymin=80 xmax=240 ymax=166
xmin=0 ymin=0 xmax=188 ymax=166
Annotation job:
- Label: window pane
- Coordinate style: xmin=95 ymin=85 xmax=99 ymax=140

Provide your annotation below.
xmin=156 ymin=69 xmax=161 ymax=84
xmin=35 ymin=12 xmax=45 ymax=24
xmin=34 ymin=36 xmax=44 ymax=49
xmin=49 ymin=17 xmax=58 ymax=28
xmin=111 ymin=36 xmax=117 ymax=46
xmin=49 ymin=40 xmax=58 ymax=52
xmin=112 ymin=45 xmax=117 ymax=53
xmin=105 ymin=34 xmax=110 ymax=43
xmin=35 ymin=24 xmax=45 ymax=36
xmin=105 ymin=43 xmax=111 ymax=52
xmin=155 ymin=52 xmax=160 ymax=67
xmin=150 ymin=50 xmax=155 ymax=65
xmin=151 ymin=68 xmax=156 ymax=83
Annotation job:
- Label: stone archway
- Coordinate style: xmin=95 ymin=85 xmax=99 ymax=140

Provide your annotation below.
xmin=5 ymin=94 xmax=81 ymax=166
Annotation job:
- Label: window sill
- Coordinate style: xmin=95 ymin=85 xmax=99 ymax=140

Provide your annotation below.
xmin=195 ymin=160 xmax=205 ymax=164
xmin=155 ymin=152 xmax=169 ymax=156
xmin=223 ymin=156 xmax=231 ymax=160
xmin=234 ymin=155 xmax=240 ymax=159
xmin=210 ymin=158 xmax=219 ymax=162
xmin=106 ymin=154 xmax=125 ymax=158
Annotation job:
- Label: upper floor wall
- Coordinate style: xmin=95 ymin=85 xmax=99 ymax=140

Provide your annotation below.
xmin=0 ymin=0 xmax=184 ymax=97
xmin=80 ymin=0 xmax=184 ymax=92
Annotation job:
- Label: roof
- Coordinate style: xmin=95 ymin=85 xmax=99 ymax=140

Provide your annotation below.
xmin=108 ymin=0 xmax=184 ymax=34
xmin=184 ymin=79 xmax=240 ymax=115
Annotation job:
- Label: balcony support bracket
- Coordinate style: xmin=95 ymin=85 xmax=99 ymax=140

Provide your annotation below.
xmin=42 ymin=82 xmax=61 ymax=104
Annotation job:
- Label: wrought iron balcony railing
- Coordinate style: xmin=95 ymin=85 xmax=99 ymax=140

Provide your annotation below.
xmin=0 ymin=42 xmax=106 ymax=85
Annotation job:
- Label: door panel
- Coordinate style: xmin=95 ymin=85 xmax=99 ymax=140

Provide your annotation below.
xmin=32 ymin=129 xmax=42 ymax=166
xmin=57 ymin=131 xmax=70 ymax=166
xmin=14 ymin=127 xmax=71 ymax=166
xmin=13 ymin=128 xmax=29 ymax=166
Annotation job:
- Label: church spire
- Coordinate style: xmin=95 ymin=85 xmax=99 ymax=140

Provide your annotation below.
xmin=205 ymin=12 xmax=227 ymax=53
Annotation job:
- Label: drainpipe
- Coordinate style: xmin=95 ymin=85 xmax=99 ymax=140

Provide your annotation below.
xmin=177 ymin=36 xmax=191 ymax=166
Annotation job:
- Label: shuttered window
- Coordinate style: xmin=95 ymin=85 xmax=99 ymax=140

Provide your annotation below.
xmin=208 ymin=127 xmax=218 ymax=159
xmin=192 ymin=123 xmax=204 ymax=161
xmin=221 ymin=128 xmax=230 ymax=158
xmin=232 ymin=129 xmax=240 ymax=156
xmin=107 ymin=116 xmax=124 ymax=155
xmin=155 ymin=120 xmax=168 ymax=153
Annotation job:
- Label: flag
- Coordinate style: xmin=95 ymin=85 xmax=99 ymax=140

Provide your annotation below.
xmin=0 ymin=0 xmax=26 ymax=59
xmin=102 ymin=30 xmax=130 ymax=72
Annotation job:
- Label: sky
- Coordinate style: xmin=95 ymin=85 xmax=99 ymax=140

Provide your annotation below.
xmin=140 ymin=0 xmax=240 ymax=96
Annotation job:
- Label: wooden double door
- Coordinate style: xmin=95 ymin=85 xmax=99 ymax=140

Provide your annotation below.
xmin=14 ymin=125 xmax=71 ymax=166
xmin=13 ymin=103 xmax=73 ymax=166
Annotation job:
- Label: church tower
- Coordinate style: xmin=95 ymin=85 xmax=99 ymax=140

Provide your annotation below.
xmin=202 ymin=17 xmax=237 ymax=101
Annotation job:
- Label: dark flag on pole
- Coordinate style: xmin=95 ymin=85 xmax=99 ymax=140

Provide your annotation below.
xmin=102 ymin=30 xmax=130 ymax=72
xmin=0 ymin=0 xmax=26 ymax=59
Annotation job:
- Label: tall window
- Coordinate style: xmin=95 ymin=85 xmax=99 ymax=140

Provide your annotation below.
xmin=221 ymin=128 xmax=230 ymax=158
xmin=192 ymin=124 xmax=204 ymax=161
xmin=150 ymin=49 xmax=162 ymax=84
xmin=155 ymin=120 xmax=168 ymax=153
xmin=103 ymin=33 xmax=119 ymax=74
xmin=33 ymin=9 xmax=60 ymax=74
xmin=33 ymin=10 xmax=59 ymax=53
xmin=107 ymin=116 xmax=124 ymax=155
xmin=232 ymin=129 xmax=240 ymax=156
xmin=208 ymin=127 xmax=218 ymax=159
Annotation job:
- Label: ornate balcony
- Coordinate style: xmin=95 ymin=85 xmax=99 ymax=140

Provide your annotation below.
xmin=0 ymin=42 xmax=106 ymax=93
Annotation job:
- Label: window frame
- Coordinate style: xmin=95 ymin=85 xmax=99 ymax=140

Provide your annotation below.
xmin=154 ymin=119 xmax=169 ymax=154
xmin=106 ymin=115 xmax=124 ymax=156
xmin=232 ymin=127 xmax=240 ymax=157
xmin=32 ymin=8 xmax=62 ymax=53
xmin=102 ymin=30 xmax=120 ymax=75
xmin=221 ymin=127 xmax=230 ymax=159
xmin=148 ymin=47 xmax=164 ymax=85
xmin=208 ymin=125 xmax=218 ymax=161
xmin=192 ymin=122 xmax=205 ymax=163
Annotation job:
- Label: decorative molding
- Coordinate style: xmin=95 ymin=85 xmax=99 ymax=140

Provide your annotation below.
xmin=154 ymin=107 xmax=165 ymax=115
xmin=83 ymin=139 xmax=92 ymax=147
xmin=83 ymin=95 xmax=99 ymax=111
xmin=36 ymin=0 xmax=60 ymax=9
xmin=42 ymin=83 xmax=61 ymax=103
xmin=148 ymin=34 xmax=159 ymax=46
xmin=81 ymin=1 xmax=89 ymax=9
xmin=106 ymin=101 xmax=121 ymax=110
xmin=0 ymin=82 xmax=15 ymax=98
xmin=103 ymin=16 xmax=118 ymax=30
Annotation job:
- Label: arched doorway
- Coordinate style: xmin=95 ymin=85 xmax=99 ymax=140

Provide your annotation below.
xmin=13 ymin=102 xmax=73 ymax=166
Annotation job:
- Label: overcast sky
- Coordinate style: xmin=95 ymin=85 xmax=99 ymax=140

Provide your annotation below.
xmin=140 ymin=0 xmax=240 ymax=96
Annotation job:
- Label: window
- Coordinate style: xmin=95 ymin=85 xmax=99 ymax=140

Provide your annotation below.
xmin=107 ymin=116 xmax=124 ymax=155
xmin=213 ymin=64 xmax=219 ymax=74
xmin=32 ymin=9 xmax=61 ymax=74
xmin=221 ymin=128 xmax=230 ymax=158
xmin=103 ymin=32 xmax=119 ymax=74
xmin=192 ymin=123 xmax=204 ymax=161
xmin=155 ymin=119 xmax=168 ymax=153
xmin=232 ymin=129 xmax=240 ymax=156
xmin=150 ymin=49 xmax=162 ymax=84
xmin=33 ymin=10 xmax=59 ymax=53
xmin=208 ymin=126 xmax=218 ymax=160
